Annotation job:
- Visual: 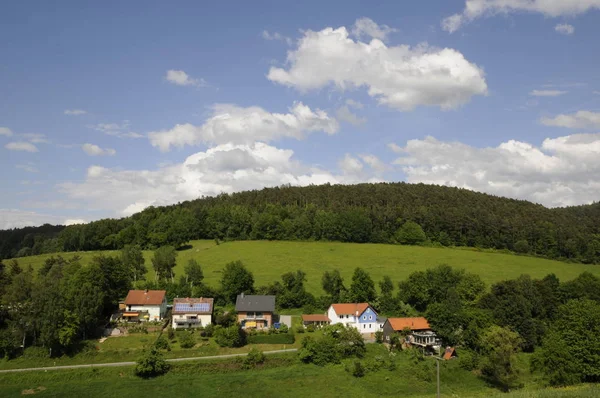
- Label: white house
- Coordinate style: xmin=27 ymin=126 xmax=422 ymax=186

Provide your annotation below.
xmin=172 ymin=297 xmax=214 ymax=329
xmin=327 ymin=303 xmax=381 ymax=336
xmin=123 ymin=289 xmax=167 ymax=322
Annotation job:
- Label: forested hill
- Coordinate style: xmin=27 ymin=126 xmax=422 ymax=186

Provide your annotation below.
xmin=1 ymin=183 xmax=599 ymax=263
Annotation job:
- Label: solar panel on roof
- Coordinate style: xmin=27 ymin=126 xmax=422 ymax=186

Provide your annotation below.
xmin=174 ymin=303 xmax=210 ymax=312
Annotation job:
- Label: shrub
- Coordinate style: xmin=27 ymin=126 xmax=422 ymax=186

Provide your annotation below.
xmin=247 ymin=333 xmax=295 ymax=345
xmin=279 ymin=323 xmax=289 ymax=333
xmin=351 ymin=361 xmax=365 ymax=377
xmin=179 ymin=331 xmax=196 ymax=349
xmin=295 ymin=325 xmax=305 ymax=334
xmin=167 ymin=328 xmax=175 ymax=340
xmin=375 ymin=330 xmax=384 ymax=344
xmin=134 ymin=347 xmax=170 ymax=378
xmin=214 ymin=324 xmax=246 ymax=348
xmin=202 ymin=323 xmax=215 ymax=337
xmin=458 ymin=349 xmax=479 ymax=371
xmin=154 ymin=336 xmax=170 ymax=351
xmin=243 ymin=348 xmax=266 ymax=369
xmin=306 ymin=324 xmax=316 ymax=333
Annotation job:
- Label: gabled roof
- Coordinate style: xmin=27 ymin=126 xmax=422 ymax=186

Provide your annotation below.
xmin=443 ymin=347 xmax=457 ymax=360
xmin=331 ymin=303 xmax=372 ymax=316
xmin=235 ymin=295 xmax=275 ymax=313
xmin=173 ymin=297 xmax=214 ymax=314
xmin=124 ymin=290 xmax=166 ymax=306
xmin=302 ymin=314 xmax=331 ymax=322
xmin=387 ymin=317 xmax=431 ymax=331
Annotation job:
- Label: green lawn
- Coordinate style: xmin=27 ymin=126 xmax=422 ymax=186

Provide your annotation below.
xmin=0 ymin=345 xmax=597 ymax=398
xmin=12 ymin=240 xmax=600 ymax=295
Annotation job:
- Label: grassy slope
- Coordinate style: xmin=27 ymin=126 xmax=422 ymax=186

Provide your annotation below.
xmin=0 ymin=346 xmax=598 ymax=398
xmin=13 ymin=240 xmax=600 ymax=294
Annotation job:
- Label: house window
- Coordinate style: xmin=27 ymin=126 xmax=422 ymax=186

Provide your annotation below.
xmin=363 ymin=324 xmax=366 ymax=329
xmin=256 ymin=312 xmax=263 ymax=318
xmin=363 ymin=316 xmax=366 ymax=320
xmin=369 ymin=315 xmax=372 ymax=320
xmin=369 ymin=324 xmax=372 ymax=328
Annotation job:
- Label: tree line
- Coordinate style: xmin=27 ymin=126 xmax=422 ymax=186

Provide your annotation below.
xmin=1 ymin=183 xmax=600 ymax=263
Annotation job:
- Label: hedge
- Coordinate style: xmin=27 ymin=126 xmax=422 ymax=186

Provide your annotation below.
xmin=247 ymin=333 xmax=295 ymax=345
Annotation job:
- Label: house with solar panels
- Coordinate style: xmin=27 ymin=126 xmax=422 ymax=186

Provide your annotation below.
xmin=235 ymin=293 xmax=276 ymax=330
xmin=172 ymin=297 xmax=214 ymax=329
xmin=123 ymin=289 xmax=167 ymax=322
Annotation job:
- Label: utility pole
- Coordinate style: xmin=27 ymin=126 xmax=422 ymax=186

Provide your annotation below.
xmin=435 ymin=356 xmax=442 ymax=398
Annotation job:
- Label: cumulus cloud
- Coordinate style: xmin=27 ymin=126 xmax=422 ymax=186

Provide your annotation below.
xmin=5 ymin=142 xmax=39 ymax=152
xmin=389 ymin=133 xmax=600 ymax=207
xmin=540 ymin=111 xmax=600 ymax=129
xmin=82 ymin=143 xmax=116 ymax=156
xmin=0 ymin=127 xmax=13 ymax=137
xmin=555 ymin=23 xmax=575 ymax=35
xmin=64 ymin=219 xmax=86 ymax=226
xmin=443 ymin=0 xmax=600 ymax=33
xmin=165 ymin=69 xmax=207 ymax=87
xmin=267 ymin=23 xmax=487 ymax=111
xmin=64 ymin=109 xmax=87 ymax=116
xmin=351 ymin=17 xmax=397 ymax=41
xmin=529 ymin=89 xmax=567 ymax=97
xmin=262 ymin=30 xmax=293 ymax=46
xmin=0 ymin=209 xmax=76 ymax=229
xmin=336 ymin=105 xmax=366 ymax=126
xmin=89 ymin=122 xmax=143 ymax=139
xmin=338 ymin=154 xmax=364 ymax=174
xmin=59 ymin=142 xmax=372 ymax=216
xmin=359 ymin=154 xmax=388 ymax=173
xmin=148 ymin=102 xmax=339 ymax=151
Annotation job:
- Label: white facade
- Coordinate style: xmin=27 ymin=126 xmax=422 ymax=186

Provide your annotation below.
xmin=327 ymin=305 xmax=378 ymax=335
xmin=327 ymin=306 xmax=357 ymax=326
xmin=127 ymin=303 xmax=166 ymax=321
xmin=172 ymin=313 xmax=212 ymax=329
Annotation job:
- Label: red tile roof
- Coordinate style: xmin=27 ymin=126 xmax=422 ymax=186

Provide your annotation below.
xmin=331 ymin=303 xmax=370 ymax=315
xmin=388 ymin=317 xmax=431 ymax=331
xmin=302 ymin=314 xmax=331 ymax=322
xmin=443 ymin=347 xmax=456 ymax=360
xmin=124 ymin=290 xmax=166 ymax=306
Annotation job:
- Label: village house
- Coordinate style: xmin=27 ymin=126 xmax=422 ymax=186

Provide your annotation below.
xmin=327 ymin=303 xmax=384 ymax=336
xmin=301 ymin=314 xmax=331 ymax=328
xmin=172 ymin=297 xmax=214 ymax=329
xmin=382 ymin=317 xmax=441 ymax=350
xmin=235 ymin=294 xmax=275 ymax=330
xmin=123 ymin=289 xmax=167 ymax=322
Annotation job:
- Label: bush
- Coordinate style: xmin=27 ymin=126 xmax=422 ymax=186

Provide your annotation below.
xmin=247 ymin=333 xmax=295 ymax=345
xmin=458 ymin=349 xmax=479 ymax=371
xmin=375 ymin=330 xmax=383 ymax=344
xmin=154 ymin=336 xmax=170 ymax=351
xmin=295 ymin=325 xmax=305 ymax=334
xmin=306 ymin=324 xmax=316 ymax=333
xmin=134 ymin=347 xmax=170 ymax=378
xmin=202 ymin=323 xmax=215 ymax=337
xmin=128 ymin=324 xmax=149 ymax=334
xmin=279 ymin=323 xmax=289 ymax=333
xmin=351 ymin=361 xmax=365 ymax=377
xmin=214 ymin=324 xmax=246 ymax=348
xmin=243 ymin=348 xmax=266 ymax=369
xmin=179 ymin=331 xmax=196 ymax=349
xmin=167 ymin=328 xmax=175 ymax=340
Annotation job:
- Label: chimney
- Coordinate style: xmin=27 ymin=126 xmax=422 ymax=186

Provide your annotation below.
xmin=241 ymin=292 xmax=244 ymax=298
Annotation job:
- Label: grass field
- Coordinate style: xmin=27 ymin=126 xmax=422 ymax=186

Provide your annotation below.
xmin=0 ymin=345 xmax=598 ymax=398
xmin=12 ymin=240 xmax=600 ymax=295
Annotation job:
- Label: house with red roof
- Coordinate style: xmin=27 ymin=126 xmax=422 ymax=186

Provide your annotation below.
xmin=123 ymin=289 xmax=167 ymax=322
xmin=382 ymin=317 xmax=441 ymax=349
xmin=327 ymin=303 xmax=383 ymax=336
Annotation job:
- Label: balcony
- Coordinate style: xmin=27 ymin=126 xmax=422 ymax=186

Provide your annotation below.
xmin=175 ymin=318 xmax=200 ymax=324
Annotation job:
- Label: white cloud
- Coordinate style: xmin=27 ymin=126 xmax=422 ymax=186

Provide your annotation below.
xmin=16 ymin=163 xmax=39 ymax=173
xmin=390 ymin=133 xmax=600 ymax=207
xmin=64 ymin=218 xmax=86 ymax=226
xmin=5 ymin=142 xmax=39 ymax=152
xmin=165 ymin=69 xmax=207 ymax=87
xmin=336 ymin=105 xmax=366 ymax=126
xmin=148 ymin=102 xmax=339 ymax=151
xmin=21 ymin=133 xmax=49 ymax=144
xmin=267 ymin=23 xmax=487 ymax=111
xmin=555 ymin=23 xmax=575 ymax=35
xmin=338 ymin=154 xmax=364 ymax=174
xmin=351 ymin=17 xmax=397 ymax=41
xmin=82 ymin=143 xmax=116 ymax=156
xmin=89 ymin=122 xmax=143 ymax=139
xmin=0 ymin=127 xmax=13 ymax=137
xmin=540 ymin=111 xmax=600 ymax=129
xmin=59 ymin=142 xmax=371 ymax=216
xmin=64 ymin=109 xmax=87 ymax=116
xmin=0 ymin=209 xmax=76 ymax=229
xmin=262 ymin=30 xmax=293 ymax=46
xmin=345 ymin=99 xmax=364 ymax=109
xmin=529 ymin=89 xmax=567 ymax=97
xmin=443 ymin=0 xmax=600 ymax=33
xmin=359 ymin=154 xmax=388 ymax=172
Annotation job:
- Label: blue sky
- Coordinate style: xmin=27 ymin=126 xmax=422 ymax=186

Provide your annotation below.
xmin=1 ymin=0 xmax=600 ymax=228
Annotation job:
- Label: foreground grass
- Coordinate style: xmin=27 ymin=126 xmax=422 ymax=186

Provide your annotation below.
xmin=12 ymin=240 xmax=600 ymax=295
xmin=0 ymin=330 xmax=301 ymax=370
xmin=0 ymin=346 xmax=597 ymax=398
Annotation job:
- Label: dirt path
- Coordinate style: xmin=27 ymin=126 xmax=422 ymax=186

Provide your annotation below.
xmin=0 ymin=348 xmax=298 ymax=374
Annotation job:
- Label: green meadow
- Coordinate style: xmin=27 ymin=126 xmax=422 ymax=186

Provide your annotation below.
xmin=12 ymin=240 xmax=600 ymax=294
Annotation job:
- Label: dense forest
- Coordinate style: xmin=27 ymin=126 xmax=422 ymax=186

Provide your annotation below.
xmin=1 ymin=182 xmax=600 ymax=263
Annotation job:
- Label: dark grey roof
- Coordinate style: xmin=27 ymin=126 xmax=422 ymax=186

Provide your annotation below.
xmin=235 ymin=294 xmax=276 ymax=312
xmin=376 ymin=316 xmax=388 ymax=323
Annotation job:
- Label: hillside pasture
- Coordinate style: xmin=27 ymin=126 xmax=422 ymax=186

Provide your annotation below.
xmin=11 ymin=240 xmax=600 ymax=294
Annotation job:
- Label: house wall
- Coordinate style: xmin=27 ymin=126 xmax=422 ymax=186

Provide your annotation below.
xmin=327 ymin=306 xmax=358 ymax=327
xmin=172 ymin=314 xmax=212 ymax=329
xmin=128 ymin=304 xmax=162 ymax=321
xmin=237 ymin=312 xmax=273 ymax=329
xmin=357 ymin=307 xmax=379 ymax=335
